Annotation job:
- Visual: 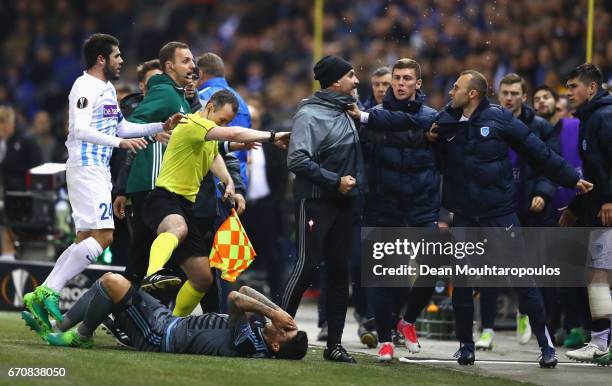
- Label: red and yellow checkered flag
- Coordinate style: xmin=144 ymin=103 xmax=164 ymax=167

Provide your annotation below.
xmin=209 ymin=208 xmax=256 ymax=282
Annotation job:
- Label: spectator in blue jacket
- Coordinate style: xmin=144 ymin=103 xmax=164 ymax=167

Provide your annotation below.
xmin=197 ymin=53 xmax=252 ymax=128
xmin=433 ymin=70 xmax=592 ymax=368
xmin=349 ymin=58 xmax=440 ymax=362
xmin=562 ymin=63 xmax=612 ymax=366
xmin=197 ymin=52 xmax=250 ymax=196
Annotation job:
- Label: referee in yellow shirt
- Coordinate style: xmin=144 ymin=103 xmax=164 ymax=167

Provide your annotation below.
xmin=140 ymin=90 xmax=290 ymax=316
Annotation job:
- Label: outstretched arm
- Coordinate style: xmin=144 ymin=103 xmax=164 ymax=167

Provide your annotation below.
xmin=347 ymin=103 xmax=425 ymax=132
xmin=116 ymin=112 xmax=183 ymax=138
xmin=503 ymin=115 xmax=590 ymax=192
xmin=205 ymin=126 xmax=290 ymax=149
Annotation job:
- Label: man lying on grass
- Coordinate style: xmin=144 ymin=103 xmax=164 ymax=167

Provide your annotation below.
xmin=22 ymin=273 xmax=308 ymax=360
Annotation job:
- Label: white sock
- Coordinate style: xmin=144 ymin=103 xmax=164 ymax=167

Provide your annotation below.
xmin=483 ymin=328 xmax=495 ymax=334
xmin=591 ymin=329 xmax=610 ymax=351
xmin=44 ymin=237 xmax=103 ymax=292
xmin=43 ymin=243 xmax=76 ymax=289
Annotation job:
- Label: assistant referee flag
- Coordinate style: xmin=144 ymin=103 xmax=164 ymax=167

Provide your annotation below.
xmin=209 ymin=209 xmax=256 ymax=282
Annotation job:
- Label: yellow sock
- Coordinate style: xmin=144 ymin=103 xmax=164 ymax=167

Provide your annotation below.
xmin=146 ymin=232 xmax=179 ymax=276
xmin=173 ymin=281 xmax=206 ymax=316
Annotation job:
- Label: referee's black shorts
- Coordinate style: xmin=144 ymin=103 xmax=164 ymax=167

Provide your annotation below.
xmin=142 ymin=187 xmax=214 ymax=265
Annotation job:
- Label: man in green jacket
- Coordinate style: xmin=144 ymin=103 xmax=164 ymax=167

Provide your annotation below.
xmin=116 ymin=42 xmax=194 ymax=287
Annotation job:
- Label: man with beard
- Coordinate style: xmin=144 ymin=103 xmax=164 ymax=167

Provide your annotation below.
xmin=532 ymin=85 xmax=583 ymax=220
xmin=23 ymin=34 xmax=183 ymax=334
xmin=282 ymin=55 xmax=367 ymax=363
xmin=433 ymin=70 xmax=592 ymax=368
xmin=25 ymin=273 xmax=307 ymax=361
xmin=474 ymin=74 xmax=561 ymax=351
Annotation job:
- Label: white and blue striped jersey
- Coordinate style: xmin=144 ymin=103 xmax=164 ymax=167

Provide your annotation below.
xmin=66 ymin=71 xmax=123 ymax=168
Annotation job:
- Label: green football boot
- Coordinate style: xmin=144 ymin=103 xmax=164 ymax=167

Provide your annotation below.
xmin=21 ymin=310 xmax=51 ymax=342
xmin=23 ymin=291 xmax=52 ymax=330
xmin=563 ymin=327 xmax=588 ymax=349
xmin=36 ymin=285 xmax=63 ymax=322
xmin=47 ymin=329 xmax=93 ymax=349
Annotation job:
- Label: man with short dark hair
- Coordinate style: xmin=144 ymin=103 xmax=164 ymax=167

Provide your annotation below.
xmin=282 ymin=55 xmax=367 ymax=363
xmin=562 ymin=63 xmax=612 ymax=366
xmin=532 ymin=85 xmax=583 ymax=220
xmin=532 ymin=84 xmax=589 ymax=349
xmin=138 ymin=60 xmax=163 ymax=93
xmin=433 ymin=69 xmax=592 ymax=368
xmin=22 ymin=34 xmax=182 ymax=335
xmin=24 ymin=272 xmax=307 ymax=360
xmin=348 ymin=57 xmax=440 ymax=361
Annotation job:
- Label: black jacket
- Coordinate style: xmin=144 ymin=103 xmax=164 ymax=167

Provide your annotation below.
xmin=287 ymin=90 xmax=367 ymax=200
xmin=435 ymin=98 xmax=579 ymax=219
xmin=256 ymin=143 xmax=288 ymax=203
xmin=513 ymin=103 xmax=560 ymax=225
xmin=569 ymin=90 xmax=612 ymax=225
xmin=114 ymin=93 xmax=144 ymax=195
xmin=361 ymin=89 xmax=440 ymax=226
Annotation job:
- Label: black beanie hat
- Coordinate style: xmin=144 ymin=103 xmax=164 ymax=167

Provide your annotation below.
xmin=313 ymin=55 xmax=353 ymax=89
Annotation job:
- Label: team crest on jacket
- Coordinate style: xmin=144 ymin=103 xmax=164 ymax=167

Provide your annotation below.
xmin=480 ymin=126 xmax=490 ymax=137
xmin=582 ymin=139 xmax=587 ymax=151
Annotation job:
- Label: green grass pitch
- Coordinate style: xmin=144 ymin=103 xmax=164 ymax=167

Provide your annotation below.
xmin=0 ymin=311 xmax=530 ymax=386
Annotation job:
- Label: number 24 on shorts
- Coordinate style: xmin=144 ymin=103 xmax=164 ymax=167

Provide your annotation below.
xmin=99 ymin=202 xmax=113 ymax=220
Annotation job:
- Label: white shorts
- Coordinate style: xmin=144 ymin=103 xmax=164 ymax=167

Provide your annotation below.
xmin=66 ymin=166 xmax=114 ymax=232
xmin=587 ymin=229 xmax=612 ymax=270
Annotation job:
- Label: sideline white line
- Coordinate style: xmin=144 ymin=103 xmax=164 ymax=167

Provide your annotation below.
xmin=399 ymin=357 xmax=601 ymax=367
